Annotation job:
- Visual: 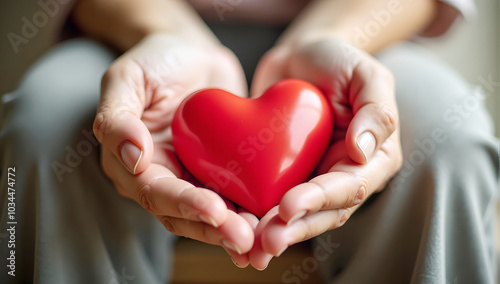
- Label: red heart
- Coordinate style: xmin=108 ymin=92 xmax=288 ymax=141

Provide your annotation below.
xmin=172 ymin=79 xmax=333 ymax=218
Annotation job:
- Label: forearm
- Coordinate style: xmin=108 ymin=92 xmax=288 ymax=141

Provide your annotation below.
xmin=72 ymin=0 xmax=219 ymax=51
xmin=278 ymin=0 xmax=438 ymax=53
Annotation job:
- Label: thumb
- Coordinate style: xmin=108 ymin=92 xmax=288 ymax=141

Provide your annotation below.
xmin=345 ymin=62 xmax=398 ymax=164
xmin=94 ymin=64 xmax=153 ymax=175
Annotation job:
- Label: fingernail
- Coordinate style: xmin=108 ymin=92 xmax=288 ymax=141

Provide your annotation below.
xmin=356 ymin=132 xmax=376 ymax=161
xmin=222 ymin=239 xmax=242 ymax=255
xmin=287 ymin=210 xmax=307 ymax=226
xmin=121 ymin=141 xmax=143 ymax=174
xmin=230 ymin=256 xmax=245 ymax=269
xmin=256 ymin=263 xmax=269 ymax=271
xmin=338 ymin=210 xmax=349 ymax=227
xmin=353 ymin=186 xmax=366 ymax=205
xmin=276 ymin=246 xmax=287 ymax=257
xmin=198 ymin=214 xmax=219 ymax=228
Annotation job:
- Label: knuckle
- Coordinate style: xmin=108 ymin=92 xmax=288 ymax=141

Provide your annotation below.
xmin=93 ymin=107 xmax=115 ymax=143
xmin=136 ymin=184 xmax=157 ymax=214
xmin=354 ymin=173 xmax=369 ymax=192
xmin=354 ymin=185 xmax=367 ymax=204
xmin=160 ymin=216 xmax=177 ymax=234
xmin=101 ymin=61 xmax=146 ymax=111
xmin=345 ymin=174 xmax=369 ymax=208
xmin=372 ymin=65 xmax=398 ymax=136
xmin=199 ymin=223 xmax=212 ymax=242
xmin=309 ymin=181 xmax=329 ymax=209
xmin=334 ymin=209 xmax=351 ymax=229
xmin=376 ymin=104 xmax=398 ymax=136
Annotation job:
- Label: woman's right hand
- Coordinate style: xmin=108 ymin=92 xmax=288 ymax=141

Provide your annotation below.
xmin=94 ymin=33 xmax=254 ymax=257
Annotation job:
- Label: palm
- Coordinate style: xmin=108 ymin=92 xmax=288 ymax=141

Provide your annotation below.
xmin=97 ymin=34 xmax=255 ymax=261
xmin=120 ymin=36 xmax=247 ymax=175
xmin=242 ymin=39 xmax=401 ymax=269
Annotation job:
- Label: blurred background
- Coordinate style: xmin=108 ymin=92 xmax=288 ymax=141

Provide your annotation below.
xmin=419 ymin=0 xmax=500 ymax=270
xmin=420 ymin=0 xmax=499 ymax=136
xmin=1 ymin=0 xmax=498 ymax=281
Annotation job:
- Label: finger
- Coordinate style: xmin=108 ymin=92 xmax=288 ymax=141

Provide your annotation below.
xmin=261 ymin=209 xmax=353 ymax=256
xmin=278 ymin=170 xmax=365 ymax=224
xmin=345 ymin=60 xmax=398 ymax=164
xmin=102 ymin=148 xmax=228 ymax=227
xmin=237 ymin=208 xmax=260 ymax=230
xmin=158 ymin=210 xmax=254 ymax=254
xmin=95 ymin=62 xmax=153 ymax=175
xmin=248 ymin=206 xmax=280 ymax=270
xmin=226 ymin=209 xmax=259 ymax=268
xmin=225 ymin=247 xmax=250 ymax=269
xmin=279 ymin=132 xmax=401 ymax=224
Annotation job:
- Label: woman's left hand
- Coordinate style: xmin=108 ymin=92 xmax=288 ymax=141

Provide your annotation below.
xmin=232 ymin=38 xmax=403 ymax=270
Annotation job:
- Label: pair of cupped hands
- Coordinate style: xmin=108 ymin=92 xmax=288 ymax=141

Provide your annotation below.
xmin=94 ymin=33 xmax=402 ymax=270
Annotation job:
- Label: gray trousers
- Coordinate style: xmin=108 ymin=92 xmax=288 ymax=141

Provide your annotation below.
xmin=0 ymin=36 xmax=498 ymax=283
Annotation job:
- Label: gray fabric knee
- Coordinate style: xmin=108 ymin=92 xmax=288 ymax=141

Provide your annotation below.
xmin=311 ymin=42 xmax=499 ymax=284
xmin=0 ymin=39 xmax=175 ymax=284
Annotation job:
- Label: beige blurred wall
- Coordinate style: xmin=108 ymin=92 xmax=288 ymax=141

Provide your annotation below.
xmin=420 ymin=0 xmax=499 ymax=136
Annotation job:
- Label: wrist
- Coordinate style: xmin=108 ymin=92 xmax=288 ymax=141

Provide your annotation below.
xmin=139 ymin=22 xmax=221 ymax=51
xmin=275 ymin=0 xmax=437 ymax=55
xmin=127 ymin=32 xmax=228 ymax=59
xmin=72 ymin=0 xmax=221 ymax=52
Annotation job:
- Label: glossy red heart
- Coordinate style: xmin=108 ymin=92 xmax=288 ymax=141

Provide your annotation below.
xmin=172 ymin=79 xmax=333 ymax=218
